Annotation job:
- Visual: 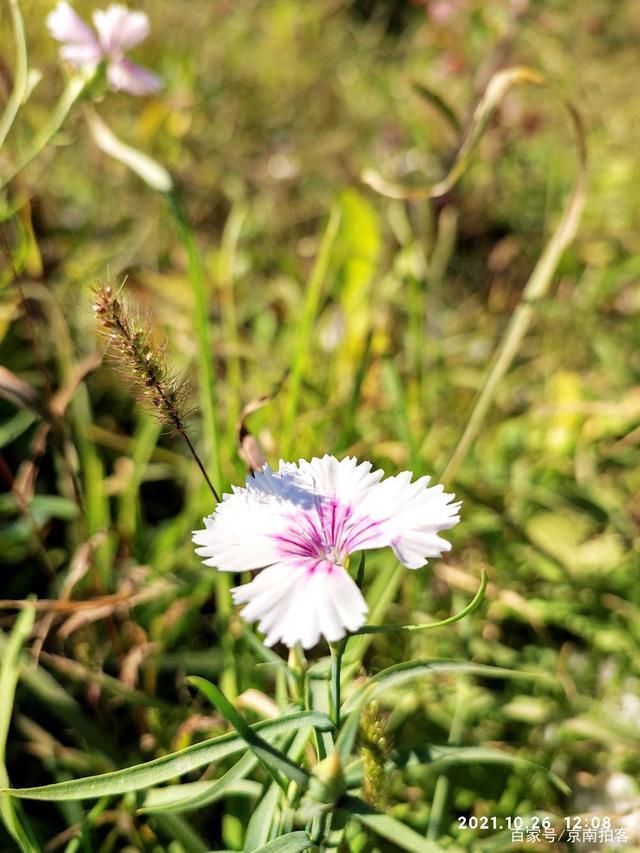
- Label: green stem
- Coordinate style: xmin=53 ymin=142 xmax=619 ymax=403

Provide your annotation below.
xmin=329 ymin=640 xmax=346 ymax=728
xmin=0 ymin=76 xmax=86 ymax=191
xmin=219 ymin=203 xmax=247 ymax=428
xmin=426 ymin=679 xmax=468 ymax=840
xmin=0 ymin=0 xmax=28 ymax=151
xmin=167 ymin=189 xmax=222 ymax=493
xmin=282 ymin=205 xmax=341 ymax=457
xmin=439 ymin=105 xmax=587 ymax=486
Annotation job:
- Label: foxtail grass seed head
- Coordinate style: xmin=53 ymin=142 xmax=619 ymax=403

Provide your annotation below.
xmin=93 ymin=285 xmax=190 ymax=433
xmin=360 ymin=700 xmax=391 ymax=810
xmin=193 ymin=455 xmax=461 ymax=648
xmin=47 ymin=2 xmax=161 ymax=96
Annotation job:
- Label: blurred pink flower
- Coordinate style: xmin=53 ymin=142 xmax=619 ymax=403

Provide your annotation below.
xmin=47 ymin=2 xmax=161 ymax=96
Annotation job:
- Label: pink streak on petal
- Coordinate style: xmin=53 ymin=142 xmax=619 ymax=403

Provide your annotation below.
xmin=93 ymin=5 xmax=150 ymax=53
xmin=107 ymin=59 xmax=161 ymax=96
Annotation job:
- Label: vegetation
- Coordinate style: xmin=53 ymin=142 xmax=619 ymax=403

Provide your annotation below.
xmin=1 ymin=0 xmax=639 ymax=850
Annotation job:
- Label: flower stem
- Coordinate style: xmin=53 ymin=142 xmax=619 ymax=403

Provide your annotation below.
xmin=329 ymin=639 xmax=346 ymax=728
xmin=0 ymin=76 xmax=86 ymax=191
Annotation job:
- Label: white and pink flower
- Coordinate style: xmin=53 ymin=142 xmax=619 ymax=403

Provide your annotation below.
xmin=193 ymin=456 xmax=461 ymax=649
xmin=47 ymin=2 xmax=161 ymax=96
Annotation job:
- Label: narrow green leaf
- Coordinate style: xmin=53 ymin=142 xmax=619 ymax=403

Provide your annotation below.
xmin=139 ymin=753 xmax=260 ymax=814
xmin=336 ymin=660 xmax=538 ymax=761
xmin=342 ymin=796 xmax=444 ymax=853
xmin=244 ymin=727 xmax=314 ymax=852
xmin=0 ymin=0 xmax=28 ymax=150
xmin=244 ymin=783 xmax=280 ymax=852
xmin=0 ymin=607 xmax=39 ymax=852
xmin=187 ymin=677 xmax=311 ymax=790
xmin=4 ymin=712 xmax=331 ymax=801
xmin=352 ymin=571 xmax=487 ymax=635
xmin=251 ymin=832 xmax=315 ymax=853
xmin=282 ymin=205 xmax=341 ymax=456
xmin=403 ymin=745 xmax=570 ymax=795
xmin=152 ymin=812 xmax=210 ymax=853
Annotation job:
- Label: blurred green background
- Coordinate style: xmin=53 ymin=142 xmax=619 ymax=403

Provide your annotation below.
xmin=2 ymin=0 xmax=640 ymax=849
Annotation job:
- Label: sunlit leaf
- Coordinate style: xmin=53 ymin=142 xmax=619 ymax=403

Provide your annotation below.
xmin=4 ymin=712 xmax=332 ymax=801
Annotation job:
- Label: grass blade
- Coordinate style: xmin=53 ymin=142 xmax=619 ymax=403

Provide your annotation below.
xmin=3 ymin=712 xmax=332 ymax=801
xmin=187 ymin=677 xmax=311 ymax=791
xmin=139 ymin=753 xmax=260 ymax=814
xmin=282 ymin=205 xmax=341 ymax=456
xmin=0 ymin=0 xmax=28 ymax=150
xmin=0 ymin=607 xmax=39 ymax=852
xmin=351 ymin=570 xmax=486 ymax=634
xmin=252 ymin=832 xmax=315 ymax=853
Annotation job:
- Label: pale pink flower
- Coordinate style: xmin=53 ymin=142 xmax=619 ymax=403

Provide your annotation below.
xmin=193 ymin=456 xmax=461 ymax=649
xmin=47 ymin=2 xmax=161 ymax=96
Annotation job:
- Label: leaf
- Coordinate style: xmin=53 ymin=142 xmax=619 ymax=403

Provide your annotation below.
xmin=337 ymin=661 xmax=538 ymax=761
xmin=411 ymin=80 xmax=462 ymax=134
xmin=244 ymin=785 xmax=279 ymax=851
xmin=85 ymin=106 xmax=173 ymax=193
xmin=139 ymin=753 xmax=260 ymax=814
xmin=244 ymin=726 xmax=314 ymax=852
xmin=3 ymin=712 xmax=332 ymax=801
xmin=187 ymin=677 xmax=311 ymax=791
xmin=400 ymin=745 xmax=569 ymax=795
xmin=343 ymin=660 xmax=538 ymax=715
xmin=352 ymin=571 xmax=487 ymax=635
xmin=0 ymin=607 xmax=39 ymax=852
xmin=251 ymin=832 xmax=316 ymax=853
xmin=341 ymin=796 xmax=444 ymax=853
xmin=0 ymin=0 xmax=28 ymax=150
xmin=363 ymin=66 xmax=546 ymax=200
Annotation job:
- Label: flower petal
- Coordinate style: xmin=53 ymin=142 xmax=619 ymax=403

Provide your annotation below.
xmin=192 ymin=466 xmax=302 ymax=572
xmin=232 ymin=560 xmax=368 ymax=648
xmin=106 ymin=58 xmax=161 ymax=95
xmin=351 ymin=472 xmax=461 ymax=568
xmin=297 ymin=455 xmax=384 ymax=505
xmin=93 ymin=4 xmax=150 ymax=52
xmin=47 ymin=2 xmax=101 ymax=66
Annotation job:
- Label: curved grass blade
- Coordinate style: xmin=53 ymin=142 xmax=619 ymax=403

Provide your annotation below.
xmin=337 ymin=661 xmax=540 ymax=761
xmin=84 ymin=106 xmax=172 ymax=193
xmin=342 ymin=660 xmax=541 ymax=715
xmin=187 ymin=677 xmax=311 ymax=791
xmin=281 ymin=205 xmax=341 ymax=457
xmin=0 ymin=0 xmax=28 ymax=150
xmin=352 ymin=570 xmax=486 ymax=635
xmin=440 ymin=100 xmax=587 ymax=484
xmin=0 ymin=607 xmax=39 ymax=852
xmin=252 ymin=832 xmax=316 ymax=853
xmin=411 ymin=81 xmax=462 ymax=135
xmin=3 ymin=712 xmax=332 ymax=801
xmin=405 ymin=745 xmax=570 ymax=795
xmin=139 ymin=752 xmax=260 ymax=814
xmin=363 ymin=66 xmax=545 ymax=200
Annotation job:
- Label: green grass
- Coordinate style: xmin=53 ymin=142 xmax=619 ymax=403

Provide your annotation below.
xmin=1 ymin=0 xmax=640 ymax=849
